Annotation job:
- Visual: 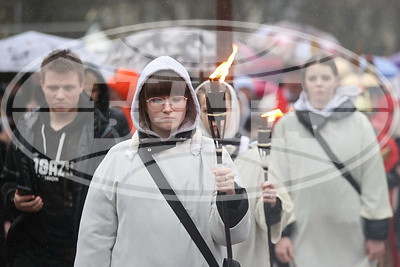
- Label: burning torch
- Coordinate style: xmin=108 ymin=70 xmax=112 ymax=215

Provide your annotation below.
xmin=203 ymin=44 xmax=240 ymax=267
xmin=206 ymin=44 xmax=238 ymax=163
xmin=257 ymin=109 xmax=284 ymax=179
xmin=257 ymin=109 xmax=283 ymax=266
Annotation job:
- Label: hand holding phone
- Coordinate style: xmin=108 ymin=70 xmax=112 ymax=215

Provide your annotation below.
xmin=14 ymin=186 xmax=43 ymax=213
xmin=16 ymin=185 xmax=33 ymax=196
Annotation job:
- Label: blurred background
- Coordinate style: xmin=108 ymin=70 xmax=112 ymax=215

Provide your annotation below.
xmin=0 ymin=2 xmax=399 ymax=266
xmin=0 ymin=0 xmax=398 ymax=55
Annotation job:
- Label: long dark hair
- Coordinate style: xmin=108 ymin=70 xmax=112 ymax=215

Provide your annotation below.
xmin=138 ymin=70 xmax=196 ymax=131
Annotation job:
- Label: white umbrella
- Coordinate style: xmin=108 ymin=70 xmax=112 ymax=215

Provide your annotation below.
xmin=248 ymin=21 xmax=341 ymax=64
xmin=101 ymin=27 xmax=263 ymax=82
xmin=102 ymin=27 xmax=216 ymax=79
xmin=0 ymin=31 xmax=98 ymax=72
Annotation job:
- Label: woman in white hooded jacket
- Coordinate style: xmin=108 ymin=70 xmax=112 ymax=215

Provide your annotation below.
xmin=74 ymin=56 xmax=250 ymax=267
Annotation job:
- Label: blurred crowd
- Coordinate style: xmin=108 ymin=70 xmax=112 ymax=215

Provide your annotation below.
xmin=0 ymin=29 xmax=399 ymax=267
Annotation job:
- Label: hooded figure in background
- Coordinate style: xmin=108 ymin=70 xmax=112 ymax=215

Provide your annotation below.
xmin=74 ymin=56 xmax=250 ymax=267
xmin=196 ymin=80 xmax=246 ymax=159
xmin=83 ymin=65 xmax=131 ymax=138
xmin=196 ymin=81 xmax=293 ymax=266
xmin=270 ymin=56 xmax=392 ymax=267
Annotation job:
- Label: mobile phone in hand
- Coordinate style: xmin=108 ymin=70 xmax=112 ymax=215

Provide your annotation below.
xmin=16 ymin=185 xmax=33 ymax=196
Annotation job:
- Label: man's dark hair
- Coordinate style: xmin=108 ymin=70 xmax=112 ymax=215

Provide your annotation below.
xmin=40 ymin=49 xmax=84 ymax=82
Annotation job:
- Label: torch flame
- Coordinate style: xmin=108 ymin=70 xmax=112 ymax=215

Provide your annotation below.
xmin=209 ymin=44 xmax=238 ymax=83
xmin=261 ymin=109 xmax=284 ymax=123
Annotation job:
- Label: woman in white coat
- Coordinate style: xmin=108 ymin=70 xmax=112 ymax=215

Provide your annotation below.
xmin=74 ymin=56 xmax=250 ymax=267
xmin=271 ymin=56 xmax=392 ymax=267
xmin=196 ymin=81 xmax=294 ymax=266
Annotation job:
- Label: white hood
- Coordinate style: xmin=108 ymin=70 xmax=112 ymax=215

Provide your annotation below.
xmin=130 ymin=56 xmax=200 ymax=139
xmin=195 ymin=80 xmax=240 ymax=139
xmin=293 ymin=85 xmax=361 ymax=117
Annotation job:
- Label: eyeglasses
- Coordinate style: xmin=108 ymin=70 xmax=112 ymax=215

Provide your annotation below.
xmin=146 ymin=96 xmax=188 ymax=111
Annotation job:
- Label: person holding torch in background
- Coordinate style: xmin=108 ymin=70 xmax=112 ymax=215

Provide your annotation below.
xmin=270 ymin=55 xmax=392 ymax=267
xmin=196 ymin=45 xmax=293 ymax=266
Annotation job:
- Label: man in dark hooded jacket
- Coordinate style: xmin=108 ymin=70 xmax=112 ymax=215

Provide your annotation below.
xmin=0 ymin=49 xmax=118 ymax=266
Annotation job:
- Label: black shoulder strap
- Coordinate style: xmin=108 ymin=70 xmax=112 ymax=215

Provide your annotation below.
xmin=314 ymin=131 xmax=361 ymax=194
xmin=295 ymin=110 xmax=361 ymax=195
xmin=138 ymin=148 xmax=220 ymax=267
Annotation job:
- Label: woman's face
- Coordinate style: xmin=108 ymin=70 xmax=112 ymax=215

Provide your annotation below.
xmin=199 ymin=92 xmax=231 ymax=137
xmin=83 ymin=72 xmax=100 ymax=102
xmin=146 ymin=94 xmax=187 ymax=138
xmin=304 ymin=64 xmax=339 ymax=109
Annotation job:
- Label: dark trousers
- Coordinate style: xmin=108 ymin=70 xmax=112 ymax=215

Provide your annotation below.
xmin=12 ymin=248 xmax=73 ymax=267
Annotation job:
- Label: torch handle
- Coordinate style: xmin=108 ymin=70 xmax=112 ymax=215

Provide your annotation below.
xmin=262 ymin=167 xmax=268 ymax=181
xmin=257 ymin=117 xmax=281 ymax=267
xmin=204 ymin=84 xmax=234 ymax=262
xmin=221 ymin=197 xmax=233 ymax=260
xmin=216 ymin=148 xmax=223 ymax=165
xmin=258 ymin=148 xmax=274 ymax=267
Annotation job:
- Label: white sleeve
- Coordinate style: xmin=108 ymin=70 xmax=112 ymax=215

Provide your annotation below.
xmin=74 ymin=159 xmax=118 ymax=267
xmin=359 ymin=116 xmax=393 ymax=219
